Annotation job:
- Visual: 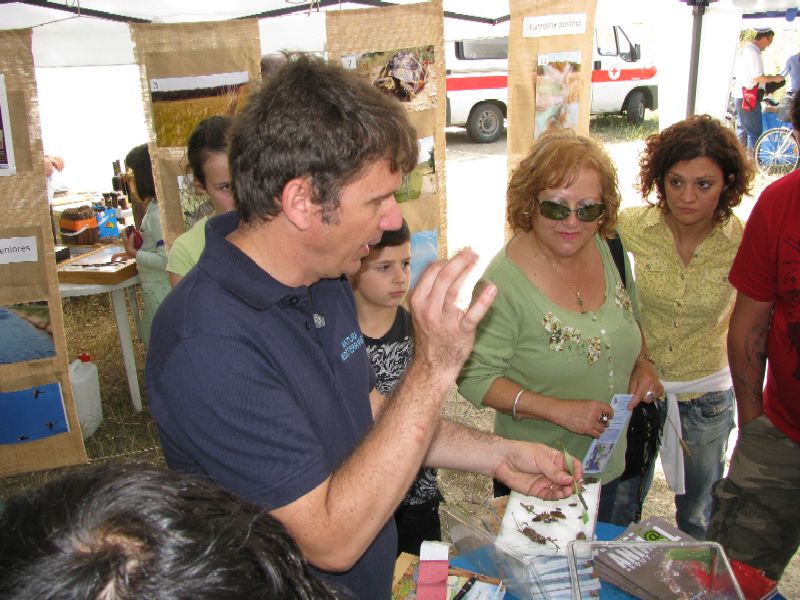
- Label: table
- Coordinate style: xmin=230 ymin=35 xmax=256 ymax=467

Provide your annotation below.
xmin=59 ymin=274 xmax=143 ymax=412
xmin=451 ymin=522 xmax=786 ymax=599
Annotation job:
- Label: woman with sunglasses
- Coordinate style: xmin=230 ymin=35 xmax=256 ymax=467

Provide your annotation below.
xmin=458 ymin=129 xmax=661 ymax=522
xmin=612 ymin=115 xmax=753 ymax=538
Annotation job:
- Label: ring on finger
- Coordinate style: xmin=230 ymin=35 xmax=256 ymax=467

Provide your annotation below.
xmin=598 ymin=413 xmax=609 ymax=425
xmin=645 ymin=390 xmax=654 ymax=399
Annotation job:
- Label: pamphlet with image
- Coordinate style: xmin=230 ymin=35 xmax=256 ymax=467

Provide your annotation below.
xmin=594 ymin=517 xmax=726 ymax=600
xmin=582 ymin=394 xmax=633 ymax=475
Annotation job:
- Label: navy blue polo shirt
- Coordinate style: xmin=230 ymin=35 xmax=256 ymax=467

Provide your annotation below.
xmin=147 ymin=212 xmax=395 ymax=599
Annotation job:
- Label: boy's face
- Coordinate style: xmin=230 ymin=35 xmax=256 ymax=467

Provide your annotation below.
xmin=352 ymin=242 xmax=411 ymax=309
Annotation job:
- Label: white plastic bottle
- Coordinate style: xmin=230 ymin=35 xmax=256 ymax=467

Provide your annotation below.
xmin=69 ymin=353 xmax=103 ymax=439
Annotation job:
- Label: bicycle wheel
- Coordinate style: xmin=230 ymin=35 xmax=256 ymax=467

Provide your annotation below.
xmin=754 ymin=127 xmax=799 ymax=176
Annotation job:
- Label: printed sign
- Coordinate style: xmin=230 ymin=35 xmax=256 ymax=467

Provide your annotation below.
xmin=0 ymin=235 xmax=37 ymax=264
xmin=523 ymin=13 xmax=587 ymax=38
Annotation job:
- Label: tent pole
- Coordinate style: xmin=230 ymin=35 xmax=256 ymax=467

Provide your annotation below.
xmin=686 ymin=1 xmax=707 ymax=118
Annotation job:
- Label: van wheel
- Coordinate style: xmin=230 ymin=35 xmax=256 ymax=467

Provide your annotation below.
xmin=467 ymin=103 xmax=504 ymax=143
xmin=625 ymin=91 xmax=646 ymax=125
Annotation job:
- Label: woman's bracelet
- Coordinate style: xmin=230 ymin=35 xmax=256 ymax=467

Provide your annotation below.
xmin=636 ymin=353 xmax=656 ymax=366
xmin=512 ymin=387 xmax=526 ymax=421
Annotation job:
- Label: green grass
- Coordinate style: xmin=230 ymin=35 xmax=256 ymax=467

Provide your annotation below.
xmin=590 ymin=111 xmax=659 ymax=144
xmin=396 ymin=165 xmax=429 ymax=203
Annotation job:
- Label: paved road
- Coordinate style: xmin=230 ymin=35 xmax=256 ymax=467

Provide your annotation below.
xmin=444 ymin=128 xmax=508 ymax=304
xmin=445 ymin=127 xmax=508 ymax=157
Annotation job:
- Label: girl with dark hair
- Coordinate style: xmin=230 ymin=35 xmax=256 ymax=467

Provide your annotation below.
xmin=112 ymin=143 xmax=170 ymax=346
xmin=167 ymin=116 xmax=234 ymax=287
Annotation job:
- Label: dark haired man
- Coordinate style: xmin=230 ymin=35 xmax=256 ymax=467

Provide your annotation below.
xmin=146 ymin=54 xmax=578 ymax=599
xmin=732 ymin=29 xmax=784 ymax=157
xmin=707 ymin=94 xmax=800 ymax=580
xmin=0 ymin=463 xmax=341 ymax=599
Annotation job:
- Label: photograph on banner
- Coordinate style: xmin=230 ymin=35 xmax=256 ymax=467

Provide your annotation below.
xmin=397 ymin=135 xmax=435 ymax=204
xmin=0 ymin=382 xmax=68 ymax=445
xmin=410 ymin=228 xmax=438 ymax=290
xmin=149 ymin=71 xmax=251 ymax=147
xmin=0 ymin=73 xmax=16 ymax=176
xmin=0 ymin=300 xmax=55 ymax=366
xmin=176 ymin=173 xmax=214 ymax=229
xmin=534 ymin=50 xmax=582 ymax=140
xmin=341 ymin=46 xmax=437 ymax=109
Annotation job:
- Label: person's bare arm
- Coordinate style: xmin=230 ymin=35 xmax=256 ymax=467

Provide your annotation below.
xmin=271 ymin=249 xmax=497 ymax=571
xmin=480 ymin=376 xmax=614 ymax=438
xmin=727 ymin=292 xmax=774 ymax=427
xmin=626 ymin=324 xmax=663 ymax=409
xmin=424 ymin=418 xmax=579 ymax=497
xmin=168 ymin=271 xmax=183 ymax=288
xmin=44 ymin=155 xmax=64 ymax=176
xmin=753 ymin=74 xmax=784 ymax=85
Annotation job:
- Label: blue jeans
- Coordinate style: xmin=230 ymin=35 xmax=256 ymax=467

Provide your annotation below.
xmin=736 ymin=98 xmax=763 ymax=150
xmin=611 ymin=389 xmax=735 ymax=538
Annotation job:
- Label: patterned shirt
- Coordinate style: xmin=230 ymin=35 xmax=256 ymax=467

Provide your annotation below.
xmin=617 ymin=205 xmax=743 ymax=384
xmin=364 ymin=307 xmax=439 ymax=507
xmin=458 ymin=236 xmax=641 ymax=483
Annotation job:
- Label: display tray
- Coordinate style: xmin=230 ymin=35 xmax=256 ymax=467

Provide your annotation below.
xmin=57 ymin=245 xmax=137 ymax=285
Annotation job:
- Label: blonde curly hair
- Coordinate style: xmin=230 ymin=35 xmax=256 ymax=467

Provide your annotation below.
xmin=507 ymin=129 xmax=621 ymax=239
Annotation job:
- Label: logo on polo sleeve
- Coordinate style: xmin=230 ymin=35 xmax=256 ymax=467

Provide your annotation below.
xmin=340 ymin=331 xmax=365 ymax=361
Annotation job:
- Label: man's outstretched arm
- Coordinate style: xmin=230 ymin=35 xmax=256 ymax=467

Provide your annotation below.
xmin=272 ymin=249 xmax=576 ymax=572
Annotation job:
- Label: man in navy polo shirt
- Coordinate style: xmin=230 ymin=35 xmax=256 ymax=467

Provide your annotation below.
xmin=146 ymin=54 xmax=579 ymax=599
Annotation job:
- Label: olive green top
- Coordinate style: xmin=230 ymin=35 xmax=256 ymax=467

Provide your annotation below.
xmin=458 ymin=235 xmax=641 ymax=483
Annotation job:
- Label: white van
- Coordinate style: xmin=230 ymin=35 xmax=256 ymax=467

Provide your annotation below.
xmin=446 ymin=26 xmax=658 ymax=142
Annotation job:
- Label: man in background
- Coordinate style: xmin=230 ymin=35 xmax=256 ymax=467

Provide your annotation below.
xmin=732 ymin=29 xmax=784 ymax=157
xmin=781 ymin=47 xmax=800 ymax=98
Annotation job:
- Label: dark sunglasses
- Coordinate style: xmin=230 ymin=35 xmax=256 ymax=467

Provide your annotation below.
xmin=538 ymin=200 xmax=605 ymax=222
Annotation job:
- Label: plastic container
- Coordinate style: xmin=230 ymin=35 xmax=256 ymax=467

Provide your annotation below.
xmin=567 ymin=540 xmax=744 ymax=599
xmin=69 ymin=353 xmax=103 ymax=439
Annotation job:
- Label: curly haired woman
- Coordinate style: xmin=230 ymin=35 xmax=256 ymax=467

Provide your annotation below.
xmin=613 ymin=115 xmax=754 ymax=537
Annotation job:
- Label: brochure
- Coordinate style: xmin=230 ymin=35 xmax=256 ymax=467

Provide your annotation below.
xmin=582 ymin=393 xmax=634 ymax=475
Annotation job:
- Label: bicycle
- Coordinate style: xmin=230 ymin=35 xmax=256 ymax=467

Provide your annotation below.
xmin=754 ymin=104 xmax=798 ymax=176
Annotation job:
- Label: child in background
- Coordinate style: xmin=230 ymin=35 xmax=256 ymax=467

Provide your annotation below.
xmin=112 ymin=143 xmax=170 ymax=348
xmin=351 ymin=219 xmax=442 ymax=556
xmin=167 ymin=116 xmax=234 ymax=287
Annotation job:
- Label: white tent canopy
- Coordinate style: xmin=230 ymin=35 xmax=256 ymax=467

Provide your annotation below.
xmin=2 ymin=0 xmax=798 ymax=192
xmin=4 ymin=0 xmax=796 ymax=67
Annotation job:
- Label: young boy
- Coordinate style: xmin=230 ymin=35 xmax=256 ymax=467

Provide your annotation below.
xmin=351 ymin=219 xmax=442 ymax=556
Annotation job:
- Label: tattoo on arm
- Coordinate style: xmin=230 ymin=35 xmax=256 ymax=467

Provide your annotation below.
xmin=743 ymin=324 xmax=769 ymax=407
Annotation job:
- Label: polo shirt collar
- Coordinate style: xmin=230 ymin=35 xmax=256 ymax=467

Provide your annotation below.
xmin=642 ymin=204 xmax=737 ymax=240
xmin=200 ymin=212 xmax=303 ymax=310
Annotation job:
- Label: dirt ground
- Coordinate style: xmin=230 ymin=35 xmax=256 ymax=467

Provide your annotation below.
xmin=438 ymin=386 xmax=800 ymax=599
